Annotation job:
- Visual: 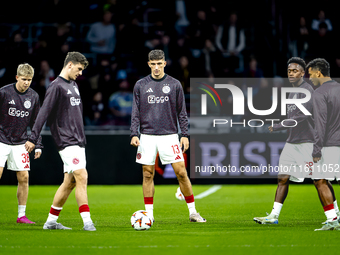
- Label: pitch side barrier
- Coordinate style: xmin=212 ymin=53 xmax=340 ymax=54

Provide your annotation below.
xmin=1 ymin=132 xmax=293 ymax=185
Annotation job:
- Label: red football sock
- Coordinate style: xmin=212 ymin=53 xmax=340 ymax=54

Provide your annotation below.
xmin=50 ymin=207 xmax=62 ymax=216
xmin=79 ymin=204 xmax=90 ymax=213
xmin=144 ymin=197 xmax=153 ymax=205
xmin=185 ymin=194 xmax=195 ymax=204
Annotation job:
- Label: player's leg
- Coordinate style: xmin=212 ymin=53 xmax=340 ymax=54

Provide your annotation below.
xmin=52 ymin=173 xmax=76 ymax=207
xmin=253 ymin=175 xmax=289 ymax=224
xmin=269 ymin=175 xmax=290 ymax=219
xmin=0 ymin=167 xmax=3 ymax=179
xmin=45 ymin=145 xmax=95 ymax=230
xmin=172 ymin=161 xmax=192 ymax=196
xmin=7 ymin=144 xmax=35 ymax=224
xmin=171 ymin=161 xmax=206 ymax=222
xmin=16 ymin=171 xmax=29 ymax=209
xmin=253 ymin=143 xmax=297 ymax=224
xmin=314 ymin=179 xmax=339 ymax=230
xmin=142 ymin=164 xmax=155 ymax=219
xmin=314 ymin=147 xmax=340 ymax=230
xmin=72 ymin=168 xmax=95 ymax=230
xmin=327 ymin=181 xmax=340 ymax=218
xmin=43 ymin=172 xmax=75 ymax=230
xmin=135 ymin=134 xmax=158 ymax=221
xmin=73 ymin=168 xmax=88 ymax=206
xmin=16 ymin=170 xmax=35 ymax=224
xmin=275 ymin=175 xmax=290 ymax=204
xmin=314 ymin=179 xmax=335 ymax=207
xmin=157 ymin=134 xmax=205 ymax=222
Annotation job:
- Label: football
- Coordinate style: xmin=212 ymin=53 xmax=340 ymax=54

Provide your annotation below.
xmin=175 ymin=187 xmax=185 ymax=200
xmin=130 ymin=210 xmax=153 ymax=230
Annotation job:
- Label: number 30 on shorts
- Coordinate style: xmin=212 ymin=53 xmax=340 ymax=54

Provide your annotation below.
xmin=171 ymin=145 xmax=180 ymax=154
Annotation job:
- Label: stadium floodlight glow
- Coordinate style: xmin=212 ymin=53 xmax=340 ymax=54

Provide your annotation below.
xmin=201 ymin=84 xmax=312 ymax=116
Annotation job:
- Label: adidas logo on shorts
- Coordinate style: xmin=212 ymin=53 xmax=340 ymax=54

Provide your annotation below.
xmin=24 ymin=164 xmax=29 ymax=169
xmin=175 ymin=155 xmax=181 ymax=160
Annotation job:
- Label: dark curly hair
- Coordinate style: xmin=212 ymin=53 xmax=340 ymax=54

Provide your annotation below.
xmin=287 ymin=57 xmax=306 ymax=71
xmin=306 ymin=58 xmax=330 ymax=76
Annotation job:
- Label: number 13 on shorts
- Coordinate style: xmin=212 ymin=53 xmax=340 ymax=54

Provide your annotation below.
xmin=171 ymin=144 xmax=181 ymax=154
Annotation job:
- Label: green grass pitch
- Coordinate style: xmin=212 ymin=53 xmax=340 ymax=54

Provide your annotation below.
xmin=1 ymin=184 xmax=340 ymax=255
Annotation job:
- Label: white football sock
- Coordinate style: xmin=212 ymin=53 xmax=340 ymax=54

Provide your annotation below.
xmin=325 ymin=208 xmax=337 ymax=222
xmin=18 ymin=205 xmax=26 ymax=218
xmin=145 ymin=204 xmax=154 ymax=218
xmin=187 ymin=202 xmax=197 ymax=215
xmin=270 ymin=202 xmax=283 ymax=217
xmin=80 ymin=212 xmax=92 ymax=224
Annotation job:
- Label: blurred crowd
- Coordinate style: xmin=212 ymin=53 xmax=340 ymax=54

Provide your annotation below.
xmin=0 ymin=0 xmax=339 ymax=127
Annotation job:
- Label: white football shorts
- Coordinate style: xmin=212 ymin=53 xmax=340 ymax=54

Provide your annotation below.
xmin=278 ymin=142 xmax=314 ymax=182
xmin=0 ymin=142 xmax=30 ymax=171
xmin=312 ymin=146 xmax=340 ymax=181
xmin=136 ymin=134 xmax=185 ymax=165
xmin=59 ymin=145 xmax=86 ymax=173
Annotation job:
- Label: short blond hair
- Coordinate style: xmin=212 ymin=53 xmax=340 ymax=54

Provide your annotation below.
xmin=17 ymin=63 xmax=34 ymax=77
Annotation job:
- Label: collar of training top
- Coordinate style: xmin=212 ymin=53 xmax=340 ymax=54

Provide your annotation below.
xmin=13 ymin=83 xmax=29 ymax=95
xmin=150 ymin=74 xmax=167 ymax=82
xmin=58 ymin=76 xmax=71 ymax=83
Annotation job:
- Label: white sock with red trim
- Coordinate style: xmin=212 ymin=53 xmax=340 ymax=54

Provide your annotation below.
xmin=144 ymin=197 xmax=154 ymax=219
xmin=46 ymin=205 xmax=62 ymax=223
xmin=185 ymin=194 xmax=197 ymax=215
xmin=324 ymin=204 xmax=337 ymax=222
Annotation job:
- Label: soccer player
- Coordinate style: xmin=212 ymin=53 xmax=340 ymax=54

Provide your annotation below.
xmin=0 ymin=63 xmax=42 ymax=224
xmin=25 ymin=52 xmax=96 ymax=231
xmin=307 ymin=58 xmax=340 ymax=231
xmin=130 ymin=49 xmax=206 ymax=222
xmin=253 ymin=57 xmax=316 ymax=224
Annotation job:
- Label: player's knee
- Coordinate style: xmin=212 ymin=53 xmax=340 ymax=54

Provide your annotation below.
xmin=77 ymin=172 xmax=88 ymax=186
xmin=73 ymin=169 xmax=88 ymax=185
xmin=314 ymin=179 xmax=326 ymax=189
xmin=175 ymin=168 xmax=188 ymax=181
xmin=278 ymin=177 xmax=289 ymax=186
xmin=17 ymin=172 xmax=29 ymax=184
xmin=143 ymin=170 xmax=154 ymax=181
xmin=62 ymin=179 xmax=76 ymax=190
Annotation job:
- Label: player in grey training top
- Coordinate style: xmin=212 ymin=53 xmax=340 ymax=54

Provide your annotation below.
xmin=254 ymin=57 xmax=316 ymax=225
xmin=25 ymin=52 xmax=96 ymax=231
xmin=28 ymin=77 xmax=86 ymax=150
xmin=0 ymin=63 xmax=42 ymax=224
xmin=307 ymin=58 xmax=340 ymax=231
xmin=130 ymin=49 xmax=206 ymax=223
xmin=130 ymin=73 xmax=188 ymax=137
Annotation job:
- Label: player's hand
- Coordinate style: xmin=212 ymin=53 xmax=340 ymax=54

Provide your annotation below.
xmin=130 ymin=136 xmax=140 ymax=147
xmin=25 ymin=141 xmax=35 ymax=153
xmin=180 ymin=137 xmax=189 ymax=153
xmin=313 ymin=157 xmax=321 ymax=163
xmin=268 ymin=126 xmax=273 ymax=133
xmin=34 ymin=151 xmax=42 ymax=159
